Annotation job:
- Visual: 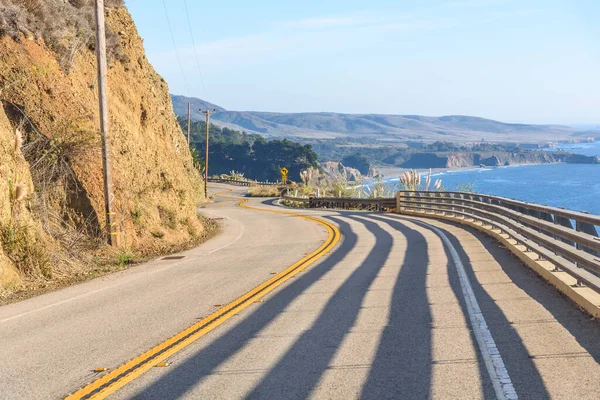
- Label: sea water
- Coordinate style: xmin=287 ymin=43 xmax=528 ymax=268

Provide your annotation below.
xmin=381 ymin=142 xmax=600 ymax=215
xmin=543 ymin=141 xmax=600 ymax=157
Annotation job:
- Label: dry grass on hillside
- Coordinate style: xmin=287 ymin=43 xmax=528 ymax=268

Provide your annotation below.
xmin=0 ymin=4 xmax=206 ymax=301
xmin=248 ymin=186 xmax=283 ymax=197
xmin=0 ymin=216 xmax=220 ymax=306
xmin=0 ymin=0 xmax=126 ymax=71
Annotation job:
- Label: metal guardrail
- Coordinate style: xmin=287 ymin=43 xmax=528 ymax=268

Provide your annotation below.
xmin=398 ymin=191 xmax=600 ymax=293
xmin=208 ymin=178 xmax=278 ymax=187
xmin=284 ymin=190 xmax=600 ymax=295
xmin=282 ymin=196 xmax=396 ymax=212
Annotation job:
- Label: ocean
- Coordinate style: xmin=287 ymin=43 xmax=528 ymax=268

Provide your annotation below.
xmin=381 ymin=141 xmax=600 ymax=215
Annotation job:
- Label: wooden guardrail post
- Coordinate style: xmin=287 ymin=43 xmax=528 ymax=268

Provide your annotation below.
xmin=576 ymin=217 xmax=600 ymax=276
xmin=575 ymin=220 xmax=585 ymax=286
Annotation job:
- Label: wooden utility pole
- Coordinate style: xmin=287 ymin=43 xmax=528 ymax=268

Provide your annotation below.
xmin=187 ymin=103 xmax=191 ymax=144
xmin=94 ymin=0 xmax=118 ymax=246
xmin=201 ymin=109 xmax=216 ymax=198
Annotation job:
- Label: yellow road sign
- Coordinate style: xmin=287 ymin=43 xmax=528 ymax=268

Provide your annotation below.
xmin=280 ymin=167 xmax=288 ymax=175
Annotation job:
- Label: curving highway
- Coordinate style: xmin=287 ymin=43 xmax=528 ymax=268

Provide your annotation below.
xmin=1 ymin=183 xmax=600 ymax=399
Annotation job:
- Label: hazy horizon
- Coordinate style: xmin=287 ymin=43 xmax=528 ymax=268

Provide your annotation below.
xmin=171 ymin=94 xmax=600 ymax=128
xmin=128 ymin=0 xmax=600 ymax=125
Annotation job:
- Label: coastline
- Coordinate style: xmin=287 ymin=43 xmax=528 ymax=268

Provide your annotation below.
xmin=367 ymin=162 xmax=600 ymax=215
xmin=374 ymin=140 xmax=600 ymax=179
xmin=376 ymin=162 xmax=559 ymax=179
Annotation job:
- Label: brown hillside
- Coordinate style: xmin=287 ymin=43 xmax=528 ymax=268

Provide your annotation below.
xmin=0 ymin=5 xmax=205 ymax=293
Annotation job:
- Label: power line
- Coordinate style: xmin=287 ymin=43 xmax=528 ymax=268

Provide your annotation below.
xmin=183 ymin=0 xmax=208 ymax=99
xmin=161 ymin=0 xmax=191 ymax=96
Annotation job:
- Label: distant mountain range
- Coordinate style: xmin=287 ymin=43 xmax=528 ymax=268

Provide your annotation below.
xmin=171 ymin=95 xmax=598 ymax=143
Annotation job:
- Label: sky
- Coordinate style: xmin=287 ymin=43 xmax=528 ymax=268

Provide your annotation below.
xmin=125 ymin=0 xmax=600 ymax=125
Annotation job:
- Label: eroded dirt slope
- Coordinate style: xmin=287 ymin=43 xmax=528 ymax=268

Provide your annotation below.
xmin=0 ymin=5 xmax=205 ymax=293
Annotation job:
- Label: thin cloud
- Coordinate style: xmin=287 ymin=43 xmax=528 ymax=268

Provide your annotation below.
xmin=149 ymin=6 xmax=535 ymax=70
xmin=443 ymin=0 xmax=516 ymax=8
xmin=283 ymin=16 xmax=370 ymax=29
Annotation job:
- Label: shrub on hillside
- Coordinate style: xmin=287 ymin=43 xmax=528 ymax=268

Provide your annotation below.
xmin=0 ymin=2 xmax=26 ymax=40
xmin=0 ymin=0 xmax=125 ymax=71
xmin=248 ymin=186 xmax=282 ymax=197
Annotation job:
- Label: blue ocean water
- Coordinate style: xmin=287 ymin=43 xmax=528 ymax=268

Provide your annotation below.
xmin=543 ymin=141 xmax=600 ymax=157
xmin=382 ymin=142 xmax=600 ymax=215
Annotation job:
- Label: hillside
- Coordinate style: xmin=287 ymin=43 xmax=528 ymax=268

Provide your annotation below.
xmin=1 ymin=2 xmax=205 ymax=296
xmin=171 ymin=95 xmax=597 ymax=143
xmin=171 ymin=94 xmax=226 ymax=120
xmin=179 ymin=117 xmax=319 ymax=182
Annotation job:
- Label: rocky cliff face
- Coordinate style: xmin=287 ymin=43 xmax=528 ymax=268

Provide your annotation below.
xmin=320 ymin=161 xmax=363 ymax=182
xmin=0 ymin=5 xmax=204 ymax=290
xmin=398 ymin=151 xmax=598 ymax=169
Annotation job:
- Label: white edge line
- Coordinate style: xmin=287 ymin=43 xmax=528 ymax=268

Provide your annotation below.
xmin=0 ymin=286 xmax=123 ymax=323
xmin=410 ymin=219 xmax=518 ymax=400
xmin=199 ymin=210 xmax=246 ymax=255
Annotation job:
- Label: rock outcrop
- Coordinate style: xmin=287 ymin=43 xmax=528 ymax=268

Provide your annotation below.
xmin=397 ymin=151 xmax=598 ymax=169
xmin=320 ymin=161 xmax=363 ymax=182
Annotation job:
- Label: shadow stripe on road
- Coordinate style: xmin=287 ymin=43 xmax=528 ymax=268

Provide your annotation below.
xmin=393 ymin=215 xmax=550 ymax=399
xmin=64 ymin=195 xmax=341 ymax=400
xmin=244 ymin=214 xmax=397 ymax=399
xmin=128 ymin=212 xmax=432 ymax=399
xmin=128 ymin=215 xmax=360 ymax=399
xmin=404 ymin=217 xmax=517 ymax=400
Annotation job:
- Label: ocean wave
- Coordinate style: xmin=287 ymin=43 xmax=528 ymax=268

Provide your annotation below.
xmin=446 ymin=168 xmax=482 ymax=174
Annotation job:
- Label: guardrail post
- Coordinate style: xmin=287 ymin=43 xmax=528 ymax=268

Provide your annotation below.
xmin=549 ymin=214 xmax=573 ymax=272
xmin=574 ymin=217 xmax=599 ymax=287
xmin=440 ymin=192 xmax=449 ymax=215
xmin=554 ymin=215 xmax=575 ymax=245
xmin=539 ymin=211 xmax=553 ymax=223
xmin=577 ymin=216 xmax=600 ymax=257
xmin=574 ymin=220 xmax=585 ymax=286
xmin=453 ymin=192 xmax=459 ymax=217
xmin=537 ymin=211 xmax=554 ymax=244
xmin=459 ymin=193 xmax=466 ymax=218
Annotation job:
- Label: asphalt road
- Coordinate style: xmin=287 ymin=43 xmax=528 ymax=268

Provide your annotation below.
xmin=1 ymin=184 xmax=600 ymax=399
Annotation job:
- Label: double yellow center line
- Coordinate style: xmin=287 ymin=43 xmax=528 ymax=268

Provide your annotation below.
xmin=66 ymin=191 xmax=341 ymax=399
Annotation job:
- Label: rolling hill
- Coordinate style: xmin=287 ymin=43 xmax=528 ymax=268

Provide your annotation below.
xmin=171 ymin=95 xmax=596 ymax=143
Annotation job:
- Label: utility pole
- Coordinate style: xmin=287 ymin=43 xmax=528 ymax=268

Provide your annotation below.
xmin=94 ymin=0 xmax=118 ymax=247
xmin=201 ymin=109 xmax=216 ymax=199
xmin=187 ymin=103 xmax=191 ymax=145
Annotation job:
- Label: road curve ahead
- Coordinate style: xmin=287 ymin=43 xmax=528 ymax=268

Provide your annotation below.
xmin=1 ymin=184 xmax=600 ymax=399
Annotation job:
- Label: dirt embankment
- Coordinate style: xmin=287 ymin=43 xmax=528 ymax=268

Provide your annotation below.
xmin=0 ymin=5 xmax=206 ymax=296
